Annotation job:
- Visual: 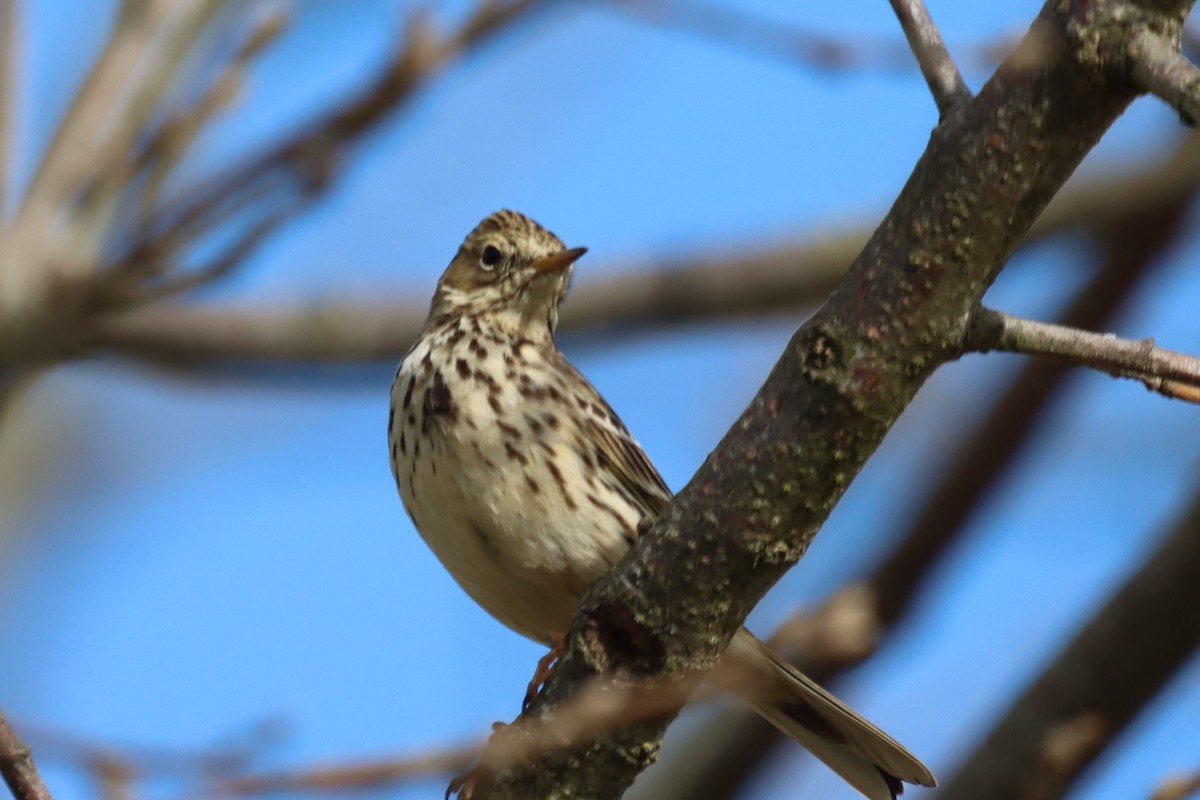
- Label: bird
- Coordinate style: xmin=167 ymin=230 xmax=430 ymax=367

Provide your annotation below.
xmin=388 ymin=209 xmax=937 ymax=799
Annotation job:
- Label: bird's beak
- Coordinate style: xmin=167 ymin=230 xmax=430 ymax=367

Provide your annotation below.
xmin=531 ymin=246 xmax=587 ymax=274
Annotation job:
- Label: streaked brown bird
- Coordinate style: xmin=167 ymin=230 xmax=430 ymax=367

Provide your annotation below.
xmin=388 ymin=210 xmax=936 ymax=799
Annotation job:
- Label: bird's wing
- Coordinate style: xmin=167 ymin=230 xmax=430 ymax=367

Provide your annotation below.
xmin=555 ymin=355 xmax=672 ymax=520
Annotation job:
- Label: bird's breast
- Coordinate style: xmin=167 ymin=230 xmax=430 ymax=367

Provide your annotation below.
xmin=388 ymin=324 xmax=638 ymax=641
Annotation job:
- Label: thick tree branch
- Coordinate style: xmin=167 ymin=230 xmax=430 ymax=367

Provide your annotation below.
xmin=637 ymin=187 xmax=1197 ymax=800
xmin=0 ymin=712 xmax=52 ymax=800
xmin=1130 ymin=28 xmax=1200 ymax=125
xmin=966 ymin=306 xmax=1200 ymax=403
xmin=889 ymin=0 xmax=972 ymax=115
xmin=471 ymin=1 xmax=1189 ymax=797
xmin=940 ymin=485 xmax=1200 ymax=800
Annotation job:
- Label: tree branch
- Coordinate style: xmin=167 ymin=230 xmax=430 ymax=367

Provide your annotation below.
xmin=965 ymin=306 xmax=1200 ymax=403
xmin=637 ymin=184 xmax=1198 ymax=800
xmin=208 ymin=746 xmax=475 ymax=797
xmin=1130 ymin=28 xmax=1200 ymax=125
xmin=939 ymin=484 xmax=1200 ymax=800
xmin=0 ymin=0 xmax=553 ymax=371
xmin=1154 ymin=770 xmax=1200 ymax=800
xmin=889 ymin=0 xmax=972 ymax=115
xmin=86 ymin=129 xmax=1200 ymax=367
xmin=111 ymin=0 xmax=547 ymax=283
xmin=473 ymin=1 xmax=1188 ymax=797
xmin=0 ymin=712 xmax=52 ymax=800
xmin=92 ymin=230 xmax=865 ymax=362
xmin=0 ymin=0 xmax=15 ymax=222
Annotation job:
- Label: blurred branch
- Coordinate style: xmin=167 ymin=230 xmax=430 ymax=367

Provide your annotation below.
xmin=1154 ymin=770 xmax=1200 ymax=800
xmin=939 ymin=484 xmax=1200 ymax=800
xmin=23 ymin=718 xmax=280 ymax=785
xmin=633 ymin=137 xmax=1199 ymax=800
xmin=10 ymin=0 xmax=222 ymax=294
xmin=107 ymin=0 xmax=547 ymax=294
xmin=1130 ymin=28 xmax=1200 ymax=126
xmin=0 ymin=0 xmax=553 ymax=372
xmin=92 ymin=229 xmax=865 ymax=362
xmin=607 ymin=0 xmax=1015 ymax=74
xmin=888 ymin=0 xmax=971 ymax=115
xmin=0 ymin=712 xmax=52 ymax=800
xmin=966 ymin=306 xmax=1200 ymax=403
xmin=207 ymin=670 xmax=729 ymax=797
xmin=210 ymin=746 xmax=477 ymax=796
xmin=0 ymin=0 xmax=15 ymax=222
xmin=87 ymin=130 xmax=1200 ymax=366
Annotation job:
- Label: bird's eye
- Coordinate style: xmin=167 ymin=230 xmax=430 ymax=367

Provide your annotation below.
xmin=480 ymin=245 xmax=503 ymax=270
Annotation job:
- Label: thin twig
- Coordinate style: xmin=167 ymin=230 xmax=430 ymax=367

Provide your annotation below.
xmin=115 ymin=0 xmax=547 ymax=286
xmin=22 ymin=716 xmax=283 ymax=784
xmin=14 ymin=0 xmax=179 ymax=251
xmin=0 ymin=711 xmax=53 ymax=800
xmin=888 ymin=0 xmax=971 ymax=115
xmin=612 ymin=0 xmax=922 ymax=72
xmin=608 ymin=0 xmax=1015 ymax=75
xmin=209 ymin=746 xmax=477 ymax=796
xmin=56 ymin=0 xmax=228 ymax=272
xmin=206 ymin=672 xmax=714 ymax=798
xmin=1129 ymin=29 xmax=1200 ymax=126
xmin=965 ymin=306 xmax=1200 ymax=403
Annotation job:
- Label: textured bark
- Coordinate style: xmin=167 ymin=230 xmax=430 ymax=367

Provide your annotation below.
xmin=477 ymin=1 xmax=1193 ymax=798
xmin=634 ymin=183 xmax=1196 ymax=800
xmin=0 ymin=712 xmax=52 ymax=800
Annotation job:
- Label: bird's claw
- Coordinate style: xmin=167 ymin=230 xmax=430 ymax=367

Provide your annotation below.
xmin=523 ymin=632 xmax=566 ymax=711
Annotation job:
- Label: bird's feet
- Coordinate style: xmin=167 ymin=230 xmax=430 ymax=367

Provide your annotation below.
xmin=523 ymin=632 xmax=566 ymax=711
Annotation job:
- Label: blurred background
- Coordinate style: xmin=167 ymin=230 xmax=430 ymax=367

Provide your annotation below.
xmin=1 ymin=1 xmax=1198 ymax=798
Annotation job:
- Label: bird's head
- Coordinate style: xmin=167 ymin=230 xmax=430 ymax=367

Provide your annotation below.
xmin=430 ymin=210 xmax=586 ymax=338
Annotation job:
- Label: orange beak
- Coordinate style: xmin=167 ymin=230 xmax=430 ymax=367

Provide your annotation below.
xmin=531 ymin=246 xmax=587 ymax=274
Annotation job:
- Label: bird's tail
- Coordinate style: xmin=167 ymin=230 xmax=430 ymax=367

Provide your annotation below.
xmin=724 ymin=630 xmax=937 ymax=800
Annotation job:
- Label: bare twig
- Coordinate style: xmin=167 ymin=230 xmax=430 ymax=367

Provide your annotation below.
xmin=1129 ymin=29 xmax=1200 ymax=126
xmin=0 ymin=712 xmax=52 ymax=800
xmin=965 ymin=306 xmax=1200 ymax=403
xmin=608 ymin=0 xmax=1016 ymax=75
xmin=210 ymin=746 xmax=478 ymax=796
xmin=888 ymin=0 xmax=972 ymax=115
xmin=209 ymin=672 xmax=718 ymax=798
xmin=1153 ymin=770 xmax=1200 ymax=800
xmin=11 ymin=0 xmax=216 ymax=286
xmin=22 ymin=717 xmax=282 ymax=785
xmin=612 ymin=0 xmax=924 ymax=72
xmin=115 ymin=0 xmax=547 ymax=287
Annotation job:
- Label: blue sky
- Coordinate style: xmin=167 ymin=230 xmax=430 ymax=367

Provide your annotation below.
xmin=2 ymin=2 xmax=1199 ymax=799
